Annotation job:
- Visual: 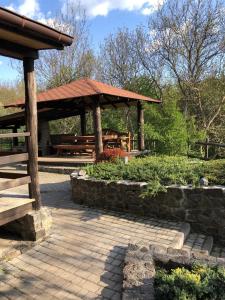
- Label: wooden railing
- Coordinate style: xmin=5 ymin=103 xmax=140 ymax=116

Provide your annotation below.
xmin=196 ymin=139 xmax=225 ymax=160
xmin=0 ymin=132 xmax=30 ymax=138
xmin=0 ymin=132 xmax=31 ymax=192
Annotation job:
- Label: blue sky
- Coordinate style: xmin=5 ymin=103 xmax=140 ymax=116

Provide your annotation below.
xmin=0 ymin=0 xmax=162 ymax=82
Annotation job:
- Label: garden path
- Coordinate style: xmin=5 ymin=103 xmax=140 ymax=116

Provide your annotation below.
xmin=0 ymin=172 xmax=204 ymax=299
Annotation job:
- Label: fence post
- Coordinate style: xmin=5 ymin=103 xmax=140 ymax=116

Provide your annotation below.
xmin=204 ymin=137 xmax=209 ymax=160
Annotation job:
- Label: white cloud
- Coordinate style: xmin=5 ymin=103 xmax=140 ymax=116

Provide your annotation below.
xmin=0 ymin=61 xmax=3 ymax=66
xmin=64 ymin=0 xmax=164 ymax=18
xmin=6 ymin=0 xmax=41 ymax=18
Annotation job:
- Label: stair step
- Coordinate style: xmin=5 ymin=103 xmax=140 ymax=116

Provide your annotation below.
xmin=182 ymin=233 xmax=213 ymax=255
xmin=173 ymin=222 xmax=191 ymax=249
xmin=211 ymin=244 xmax=225 ymax=258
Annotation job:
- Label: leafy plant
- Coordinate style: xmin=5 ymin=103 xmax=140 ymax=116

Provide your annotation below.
xmin=155 ymin=264 xmax=225 ymax=300
xmin=97 ymin=148 xmax=129 ymax=162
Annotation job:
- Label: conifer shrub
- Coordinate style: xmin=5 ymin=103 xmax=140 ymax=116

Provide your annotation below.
xmin=155 ymin=264 xmax=225 ymax=300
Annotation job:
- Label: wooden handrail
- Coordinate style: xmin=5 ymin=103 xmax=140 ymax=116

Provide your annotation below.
xmin=196 ymin=141 xmax=225 ymax=148
xmin=0 ymin=153 xmax=28 ymax=166
xmin=0 ymin=175 xmax=31 ymax=192
xmin=0 ymin=132 xmax=30 ymax=138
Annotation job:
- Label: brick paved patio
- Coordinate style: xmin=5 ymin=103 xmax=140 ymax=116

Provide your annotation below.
xmin=0 ymin=172 xmax=191 ymax=299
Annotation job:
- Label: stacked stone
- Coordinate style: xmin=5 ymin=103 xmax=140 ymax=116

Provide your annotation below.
xmin=71 ymin=172 xmax=225 ymax=244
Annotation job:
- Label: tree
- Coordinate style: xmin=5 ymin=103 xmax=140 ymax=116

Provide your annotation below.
xmin=147 ymin=0 xmax=225 ymax=117
xmin=97 ymin=28 xmax=141 ymax=87
xmin=144 ymin=87 xmax=189 ymax=155
xmin=35 ymin=1 xmax=95 ymax=89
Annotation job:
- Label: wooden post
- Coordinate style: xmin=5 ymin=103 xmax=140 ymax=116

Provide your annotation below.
xmin=39 ymin=120 xmax=51 ymax=156
xmin=80 ymin=109 xmax=86 ymax=136
xmin=93 ymin=97 xmax=103 ymax=159
xmin=204 ymin=137 xmax=209 ymax=160
xmin=23 ymin=57 xmax=41 ymax=210
xmin=12 ymin=126 xmax=18 ymax=147
xmin=137 ymin=101 xmax=145 ymax=151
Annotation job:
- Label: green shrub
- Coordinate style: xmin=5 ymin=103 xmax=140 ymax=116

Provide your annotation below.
xmin=85 ymin=156 xmax=225 ymax=195
xmin=155 ymin=264 xmax=225 ymax=300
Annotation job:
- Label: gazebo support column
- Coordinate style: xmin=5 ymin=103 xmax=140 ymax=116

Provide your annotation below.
xmin=137 ymin=101 xmax=145 ymax=151
xmin=39 ymin=119 xmax=51 ymax=156
xmin=80 ymin=109 xmax=86 ymax=136
xmin=23 ymin=57 xmax=41 ymax=210
xmin=12 ymin=126 xmax=18 ymax=147
xmin=93 ymin=98 xmax=103 ymax=159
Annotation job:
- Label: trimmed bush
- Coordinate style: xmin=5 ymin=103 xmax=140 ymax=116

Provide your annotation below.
xmin=155 ymin=264 xmax=225 ymax=300
xmin=86 ymin=156 xmax=225 ymax=195
xmin=97 ymin=148 xmax=129 ymax=162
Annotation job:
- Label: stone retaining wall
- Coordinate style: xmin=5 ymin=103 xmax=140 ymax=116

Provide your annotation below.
xmin=71 ymin=173 xmax=225 ymax=243
xmin=123 ymin=243 xmax=225 ymax=300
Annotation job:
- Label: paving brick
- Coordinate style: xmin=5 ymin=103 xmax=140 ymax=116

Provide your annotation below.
xmin=0 ymin=170 xmax=193 ymax=299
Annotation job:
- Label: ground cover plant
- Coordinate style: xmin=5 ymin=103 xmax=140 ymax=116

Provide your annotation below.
xmin=86 ymin=156 xmax=225 ymax=195
xmin=155 ymin=264 xmax=225 ymax=300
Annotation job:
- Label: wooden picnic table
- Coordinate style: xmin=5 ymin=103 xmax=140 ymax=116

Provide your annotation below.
xmin=52 ymin=133 xmax=131 ymax=156
xmin=59 ymin=135 xmax=118 ymax=143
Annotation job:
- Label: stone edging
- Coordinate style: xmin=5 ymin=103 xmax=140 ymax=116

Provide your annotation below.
xmin=71 ymin=173 xmax=225 ymax=244
xmin=123 ymin=243 xmax=225 ymax=300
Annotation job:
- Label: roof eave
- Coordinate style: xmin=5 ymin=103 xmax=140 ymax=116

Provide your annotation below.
xmin=0 ymin=7 xmax=73 ymax=49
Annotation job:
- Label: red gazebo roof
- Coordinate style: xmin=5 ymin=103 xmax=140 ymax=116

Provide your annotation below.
xmin=6 ymin=78 xmax=160 ymax=107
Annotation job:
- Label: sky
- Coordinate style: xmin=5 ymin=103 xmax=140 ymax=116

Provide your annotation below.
xmin=0 ymin=0 xmax=163 ymax=82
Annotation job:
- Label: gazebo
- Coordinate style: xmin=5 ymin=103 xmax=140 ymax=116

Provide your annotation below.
xmin=0 ymin=7 xmax=73 ymax=238
xmin=3 ymin=78 xmax=160 ymax=159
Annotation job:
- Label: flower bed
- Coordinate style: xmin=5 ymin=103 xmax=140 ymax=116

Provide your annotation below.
xmin=123 ymin=243 xmax=225 ymax=300
xmin=86 ymin=156 xmax=225 ymax=196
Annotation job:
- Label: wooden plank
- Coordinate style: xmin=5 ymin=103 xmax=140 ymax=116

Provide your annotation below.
xmin=0 ymin=153 xmax=28 ymax=166
xmin=0 ymin=197 xmax=34 ymax=226
xmin=53 ymin=145 xmax=95 ymax=150
xmin=0 ymin=132 xmax=30 ymax=138
xmin=0 ymin=172 xmax=28 ymax=179
xmin=24 ymin=57 xmax=41 ymax=210
xmin=196 ymin=141 xmax=225 ymax=148
xmin=0 ymin=176 xmax=31 ymax=191
xmin=0 ymin=38 xmax=38 ymax=60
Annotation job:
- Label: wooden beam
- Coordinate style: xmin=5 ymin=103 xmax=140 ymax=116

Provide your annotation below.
xmin=93 ymin=97 xmax=103 ymax=159
xmin=0 ymin=176 xmax=31 ymax=192
xmin=39 ymin=120 xmax=51 ymax=156
xmin=0 ymin=198 xmax=34 ymax=227
xmin=103 ymin=95 xmax=118 ymax=109
xmin=0 ymin=39 xmax=38 ymax=60
xmin=80 ymin=109 xmax=86 ymax=136
xmin=0 ymin=153 xmax=28 ymax=166
xmin=0 ymin=172 xmax=29 ymax=179
xmin=0 ymin=132 xmax=30 ymax=138
xmin=137 ymin=101 xmax=145 ymax=151
xmin=12 ymin=126 xmax=19 ymax=147
xmin=24 ymin=57 xmax=41 ymax=210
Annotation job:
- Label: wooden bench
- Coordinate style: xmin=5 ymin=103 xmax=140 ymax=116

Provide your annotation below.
xmin=53 ymin=144 xmax=95 ymax=156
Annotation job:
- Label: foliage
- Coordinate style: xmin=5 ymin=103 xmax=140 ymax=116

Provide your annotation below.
xmin=144 ymin=87 xmax=189 ymax=155
xmin=97 ymin=148 xmax=129 ymax=162
xmin=86 ymin=156 xmax=201 ymax=195
xmin=86 ymin=156 xmax=225 ymax=195
xmin=155 ymin=264 xmax=225 ymax=300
